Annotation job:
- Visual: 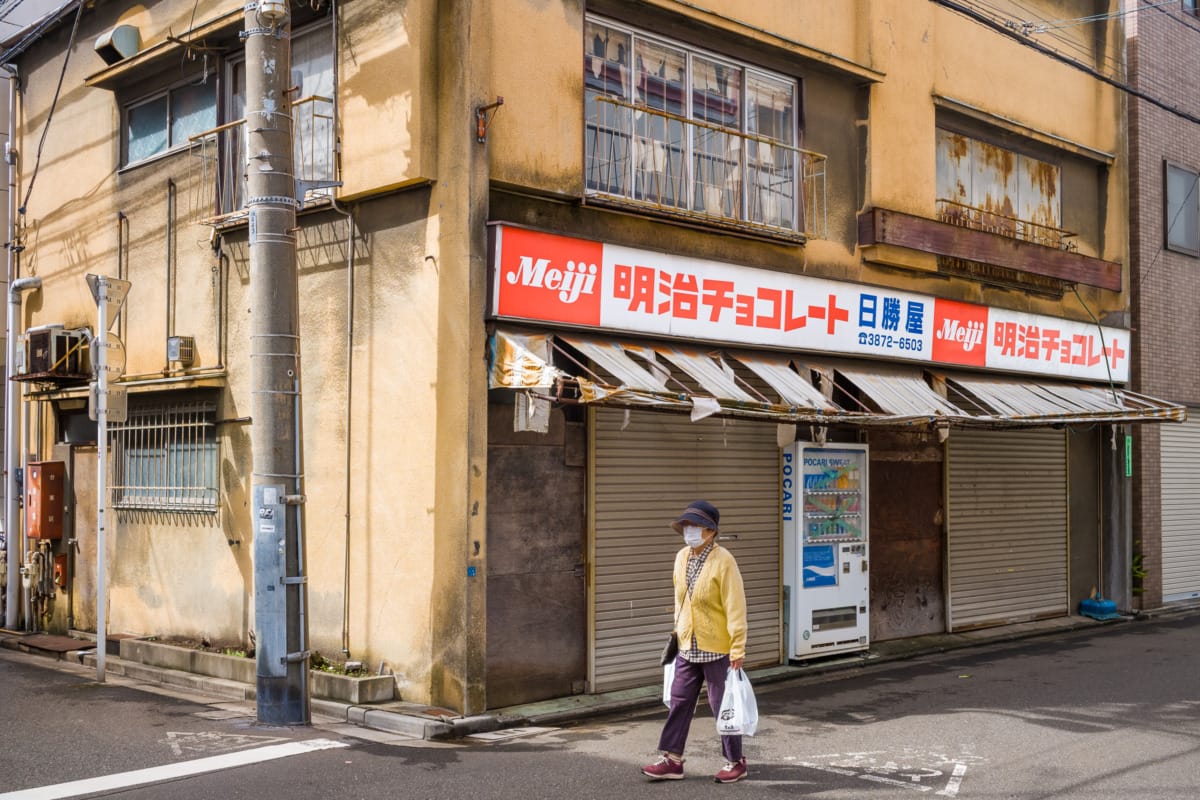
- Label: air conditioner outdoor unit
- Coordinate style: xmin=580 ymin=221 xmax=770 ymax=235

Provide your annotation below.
xmin=24 ymin=326 xmax=89 ymax=379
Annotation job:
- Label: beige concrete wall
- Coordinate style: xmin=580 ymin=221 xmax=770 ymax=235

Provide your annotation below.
xmin=14 ymin=1 xmax=459 ymax=704
xmin=338 ymin=0 xmax=437 ymax=196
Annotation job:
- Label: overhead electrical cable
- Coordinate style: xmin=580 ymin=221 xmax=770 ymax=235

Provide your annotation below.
xmin=934 ymin=0 xmax=1200 ymax=127
xmin=17 ymin=0 xmax=83 ymax=215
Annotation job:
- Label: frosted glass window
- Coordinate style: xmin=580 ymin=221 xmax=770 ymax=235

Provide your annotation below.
xmin=1166 ymin=163 xmax=1199 ymax=256
xmin=125 ymin=95 xmax=168 ymax=163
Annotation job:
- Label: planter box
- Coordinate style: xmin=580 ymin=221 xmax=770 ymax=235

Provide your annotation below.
xmin=120 ymin=639 xmax=395 ymax=704
xmin=308 ymin=669 xmax=396 ymax=704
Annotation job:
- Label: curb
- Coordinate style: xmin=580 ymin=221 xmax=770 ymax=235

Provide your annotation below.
xmin=6 ymin=603 xmax=1200 ymax=741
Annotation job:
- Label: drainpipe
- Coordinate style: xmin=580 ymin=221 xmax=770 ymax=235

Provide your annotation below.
xmin=3 ymin=59 xmax=33 ymax=630
xmin=5 ymin=276 xmax=40 ymax=629
xmin=327 ymin=0 xmax=357 ymax=660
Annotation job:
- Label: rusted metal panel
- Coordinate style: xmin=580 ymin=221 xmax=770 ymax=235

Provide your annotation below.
xmin=1017 ymin=153 xmax=1061 ymax=232
xmin=935 ymin=131 xmax=1061 ymax=244
xmin=486 ymin=399 xmax=587 ymax=707
xmin=935 ymin=130 xmax=971 ymax=212
xmin=857 ymin=207 xmax=1122 ymax=290
xmin=868 ymin=450 xmax=945 ymax=640
xmin=969 ymin=138 xmax=1019 ymax=237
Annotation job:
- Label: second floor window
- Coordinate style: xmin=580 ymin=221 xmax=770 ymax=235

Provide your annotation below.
xmin=584 ymin=17 xmax=806 ymax=235
xmin=124 ymin=80 xmax=216 ymax=165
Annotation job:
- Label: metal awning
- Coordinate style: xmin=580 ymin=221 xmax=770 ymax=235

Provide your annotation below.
xmin=488 ymin=327 xmax=1187 ymax=428
xmin=934 ymin=373 xmax=1187 ymax=425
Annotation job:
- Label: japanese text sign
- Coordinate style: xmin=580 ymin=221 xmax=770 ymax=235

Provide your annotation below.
xmin=491 ymin=225 xmax=1129 ymax=382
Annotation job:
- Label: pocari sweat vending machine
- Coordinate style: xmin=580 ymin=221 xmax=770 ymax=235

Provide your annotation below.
xmin=781 ymin=442 xmax=869 ymax=658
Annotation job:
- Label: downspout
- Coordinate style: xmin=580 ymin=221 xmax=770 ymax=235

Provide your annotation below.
xmin=5 ymin=276 xmax=41 ymax=630
xmin=165 ymin=179 xmax=175 ymax=372
xmin=3 ymin=61 xmax=34 ymax=630
xmin=328 ymin=0 xmax=356 ymax=659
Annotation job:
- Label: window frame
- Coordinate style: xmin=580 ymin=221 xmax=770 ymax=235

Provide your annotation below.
xmin=583 ymin=14 xmax=803 ymax=234
xmin=1164 ymin=160 xmax=1200 ymax=258
xmin=121 ymin=76 xmax=218 ymax=168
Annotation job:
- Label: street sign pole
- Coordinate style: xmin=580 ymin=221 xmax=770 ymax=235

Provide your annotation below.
xmin=86 ymin=274 xmax=129 ymax=682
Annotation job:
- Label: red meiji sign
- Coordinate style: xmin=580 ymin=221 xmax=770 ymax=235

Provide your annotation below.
xmin=494 ymin=227 xmax=603 ymax=327
xmin=931 ymin=299 xmax=988 ymax=367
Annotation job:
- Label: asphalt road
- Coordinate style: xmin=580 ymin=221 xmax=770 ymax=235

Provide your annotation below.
xmin=2 ymin=613 xmax=1198 ymax=799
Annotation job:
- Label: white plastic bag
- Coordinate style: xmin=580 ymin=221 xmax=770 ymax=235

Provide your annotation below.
xmin=663 ymin=661 xmax=676 ymax=707
xmin=716 ymin=667 xmax=758 ymax=736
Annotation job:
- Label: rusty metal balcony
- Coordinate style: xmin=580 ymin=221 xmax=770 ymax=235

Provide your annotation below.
xmin=188 ymin=95 xmax=338 ymax=226
xmin=936 ymin=198 xmax=1078 ymax=252
xmin=586 ymin=96 xmax=826 ymax=241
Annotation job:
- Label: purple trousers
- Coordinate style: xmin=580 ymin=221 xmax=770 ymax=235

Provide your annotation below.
xmin=658 ymin=654 xmax=743 ymax=762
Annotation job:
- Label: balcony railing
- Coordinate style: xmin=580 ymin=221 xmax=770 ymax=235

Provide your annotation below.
xmin=189 ymin=95 xmax=338 ymax=226
xmin=936 ymin=198 xmax=1077 ymax=252
xmin=586 ymin=96 xmax=826 ymax=240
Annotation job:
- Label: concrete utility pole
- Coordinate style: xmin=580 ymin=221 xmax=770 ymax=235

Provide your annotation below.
xmin=245 ymin=0 xmax=310 ymax=725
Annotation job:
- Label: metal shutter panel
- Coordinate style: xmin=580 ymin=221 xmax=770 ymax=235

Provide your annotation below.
xmin=947 ymin=429 xmax=1068 ymax=630
xmin=592 ymin=408 xmax=780 ymax=692
xmin=1161 ymin=415 xmax=1200 ymax=601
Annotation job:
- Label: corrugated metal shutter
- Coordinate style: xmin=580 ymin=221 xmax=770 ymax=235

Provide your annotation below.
xmin=592 ymin=408 xmax=780 ymax=692
xmin=947 ymin=429 xmax=1067 ymax=630
xmin=1161 ymin=415 xmax=1200 ymax=601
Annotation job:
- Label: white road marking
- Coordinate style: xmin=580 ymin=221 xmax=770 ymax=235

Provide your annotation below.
xmin=936 ymin=762 xmax=969 ymax=797
xmin=799 ymin=749 xmax=980 ymax=796
xmin=0 ymin=737 xmax=348 ymax=800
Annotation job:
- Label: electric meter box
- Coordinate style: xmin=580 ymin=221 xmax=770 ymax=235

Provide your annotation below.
xmin=26 ymin=461 xmax=66 ymax=540
xmin=782 ymin=443 xmax=870 ymax=659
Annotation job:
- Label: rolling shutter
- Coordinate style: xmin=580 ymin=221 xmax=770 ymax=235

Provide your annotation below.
xmin=947 ymin=429 xmax=1068 ymax=630
xmin=1161 ymin=415 xmax=1200 ymax=601
xmin=591 ymin=408 xmax=780 ymax=692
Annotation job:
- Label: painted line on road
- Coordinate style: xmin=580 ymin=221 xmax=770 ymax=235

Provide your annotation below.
xmin=0 ymin=738 xmax=348 ymax=800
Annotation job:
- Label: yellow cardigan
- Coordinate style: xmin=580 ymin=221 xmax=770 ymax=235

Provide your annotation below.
xmin=673 ymin=544 xmax=748 ymax=663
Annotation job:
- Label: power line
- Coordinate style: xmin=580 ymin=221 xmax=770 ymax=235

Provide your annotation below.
xmin=935 ymin=0 xmax=1200 ymax=127
xmin=1035 ymin=0 xmax=1175 ymax=31
xmin=18 ymin=0 xmax=83 ymax=215
xmin=1138 ymin=0 xmax=1200 ymax=37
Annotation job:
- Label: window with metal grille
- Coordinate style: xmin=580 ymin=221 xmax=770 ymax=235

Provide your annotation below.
xmin=109 ymin=394 xmax=219 ymax=512
xmin=583 ymin=16 xmax=826 ymax=238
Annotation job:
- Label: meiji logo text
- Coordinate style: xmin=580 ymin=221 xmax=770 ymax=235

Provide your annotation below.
xmin=505 ymin=256 xmax=598 ymax=304
xmin=936 ymin=318 xmax=985 ymax=352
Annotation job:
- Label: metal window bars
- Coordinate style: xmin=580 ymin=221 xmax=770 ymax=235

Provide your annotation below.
xmin=586 ymin=95 xmax=827 ymax=240
xmin=188 ymin=95 xmax=337 ymax=225
xmin=108 ymin=398 xmax=219 ymax=513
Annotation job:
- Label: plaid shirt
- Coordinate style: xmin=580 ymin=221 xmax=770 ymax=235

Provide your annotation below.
xmin=680 ymin=541 xmax=725 ymax=664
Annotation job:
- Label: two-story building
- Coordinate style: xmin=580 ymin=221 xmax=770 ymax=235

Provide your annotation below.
xmin=0 ymin=0 xmax=1183 ymax=714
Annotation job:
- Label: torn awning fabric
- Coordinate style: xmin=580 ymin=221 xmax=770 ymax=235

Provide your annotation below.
xmin=487 ymin=327 xmax=1187 ymax=428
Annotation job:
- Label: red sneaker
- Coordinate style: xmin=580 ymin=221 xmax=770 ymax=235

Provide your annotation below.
xmin=714 ymin=758 xmax=748 ymax=783
xmin=641 ymin=754 xmax=684 ymax=780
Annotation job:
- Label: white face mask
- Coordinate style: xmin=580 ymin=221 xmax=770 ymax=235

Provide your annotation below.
xmin=682 ymin=525 xmax=706 ymax=548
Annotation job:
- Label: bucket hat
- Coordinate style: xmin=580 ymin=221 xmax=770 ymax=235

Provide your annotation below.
xmin=671 ymin=500 xmax=720 ymax=534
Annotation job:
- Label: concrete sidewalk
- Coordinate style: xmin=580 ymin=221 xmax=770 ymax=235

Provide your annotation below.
xmin=4 ymin=602 xmax=1198 ymax=741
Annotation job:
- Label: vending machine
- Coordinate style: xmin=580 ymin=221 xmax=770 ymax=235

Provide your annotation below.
xmin=782 ymin=442 xmax=869 ymax=658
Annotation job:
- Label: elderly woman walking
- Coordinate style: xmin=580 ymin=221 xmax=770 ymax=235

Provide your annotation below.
xmin=641 ymin=500 xmax=749 ymax=784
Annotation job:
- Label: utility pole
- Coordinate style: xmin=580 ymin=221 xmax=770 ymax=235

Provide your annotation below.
xmin=245 ymin=0 xmax=309 ymax=725
xmin=86 ymin=273 xmax=130 ymax=682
